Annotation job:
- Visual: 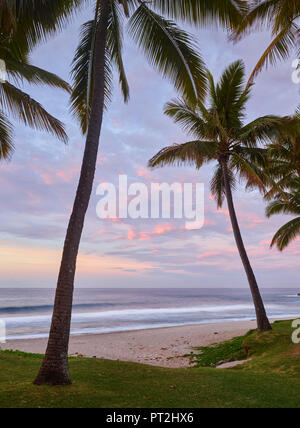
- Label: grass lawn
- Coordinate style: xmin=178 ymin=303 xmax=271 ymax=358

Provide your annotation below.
xmin=0 ymin=320 xmax=300 ymax=408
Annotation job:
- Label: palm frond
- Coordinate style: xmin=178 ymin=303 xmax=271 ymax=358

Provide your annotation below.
xmin=152 ymin=0 xmax=247 ymax=28
xmin=217 ymin=60 xmax=245 ymax=110
xmin=8 ymin=0 xmax=85 ymax=50
xmin=246 ymin=23 xmax=299 ymax=88
xmin=266 ymin=191 xmax=300 ymax=217
xmin=149 ymin=140 xmax=217 ymax=169
xmin=233 ymin=0 xmax=281 ymax=39
xmin=5 ymin=59 xmax=71 ymax=92
xmin=230 ymin=151 xmax=266 ymax=191
xmin=70 ymin=19 xmax=113 ymax=134
xmin=233 ymin=146 xmax=268 ymax=168
xmin=164 ymin=99 xmax=211 ymax=139
xmin=0 ymin=82 xmax=67 ymax=142
xmin=215 ymin=60 xmax=248 ymax=128
xmin=239 ymin=116 xmax=291 ymax=146
xmin=206 ymin=70 xmax=218 ymax=106
xmin=0 ymin=111 xmax=14 ymax=160
xmin=270 ymin=217 xmax=300 ymax=251
xmin=107 ymin=0 xmax=129 ymax=102
xmin=128 ymin=3 xmax=207 ymax=104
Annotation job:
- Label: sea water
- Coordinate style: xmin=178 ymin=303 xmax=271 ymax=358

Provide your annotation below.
xmin=0 ymin=288 xmax=299 ymax=340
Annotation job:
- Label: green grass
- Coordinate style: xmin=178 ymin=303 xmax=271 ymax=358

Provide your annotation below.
xmin=188 ymin=331 xmax=253 ymax=367
xmin=0 ymin=320 xmax=300 ymax=408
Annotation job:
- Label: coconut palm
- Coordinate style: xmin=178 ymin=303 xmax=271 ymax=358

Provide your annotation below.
xmin=34 ymin=0 xmax=246 ymax=386
xmin=234 ymin=0 xmax=300 ymax=87
xmin=149 ymin=60 xmax=300 ymax=333
xmin=0 ymin=33 xmax=70 ymax=159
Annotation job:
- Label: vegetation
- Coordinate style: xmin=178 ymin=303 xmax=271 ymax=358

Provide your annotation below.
xmin=0 ymin=35 xmax=70 ymax=159
xmin=257 ymin=122 xmax=300 ymax=250
xmin=187 ymin=334 xmax=252 ymax=367
xmin=189 ymin=320 xmax=300 ymax=374
xmin=1 ymin=1 xmax=300 ymax=404
xmin=149 ymin=60 xmax=300 ymax=332
xmin=0 ymin=0 xmax=87 ymax=158
xmin=234 ymin=0 xmax=300 ymax=87
xmin=266 ymin=178 xmax=300 ymax=250
xmin=1 ymin=320 xmax=300 ymax=408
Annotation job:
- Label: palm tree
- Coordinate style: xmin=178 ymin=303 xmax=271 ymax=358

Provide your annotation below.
xmin=233 ymin=0 xmax=300 ymax=87
xmin=34 ymin=0 xmax=246 ymax=385
xmin=149 ymin=60 xmax=300 ymax=333
xmin=0 ymin=32 xmax=69 ymax=159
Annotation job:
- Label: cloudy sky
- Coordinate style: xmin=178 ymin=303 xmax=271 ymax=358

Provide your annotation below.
xmin=0 ymin=6 xmax=299 ymax=289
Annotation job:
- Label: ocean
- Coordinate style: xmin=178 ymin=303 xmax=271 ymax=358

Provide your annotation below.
xmin=0 ymin=288 xmax=299 ymax=341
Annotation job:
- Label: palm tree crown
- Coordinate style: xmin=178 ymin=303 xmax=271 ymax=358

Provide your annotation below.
xmin=149 ymin=60 xmax=296 ymax=206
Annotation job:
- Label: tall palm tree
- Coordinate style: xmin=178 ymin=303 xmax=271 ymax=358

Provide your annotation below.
xmin=34 ymin=0 xmax=246 ymax=385
xmin=0 ymin=34 xmax=69 ymax=159
xmin=233 ymin=0 xmax=300 ymax=87
xmin=149 ymin=60 xmax=300 ymax=333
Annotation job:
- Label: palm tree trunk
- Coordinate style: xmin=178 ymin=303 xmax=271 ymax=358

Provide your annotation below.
xmin=34 ymin=0 xmax=111 ymax=386
xmin=221 ymin=160 xmax=272 ymax=333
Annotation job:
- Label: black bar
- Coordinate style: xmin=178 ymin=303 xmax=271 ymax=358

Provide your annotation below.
xmin=99 ymin=409 xmax=204 ymax=426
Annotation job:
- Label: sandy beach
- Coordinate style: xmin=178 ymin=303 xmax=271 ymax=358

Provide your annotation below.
xmin=1 ymin=320 xmax=259 ymax=368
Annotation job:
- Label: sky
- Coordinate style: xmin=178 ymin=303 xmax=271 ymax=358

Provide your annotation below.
xmin=0 ymin=6 xmax=299 ymax=289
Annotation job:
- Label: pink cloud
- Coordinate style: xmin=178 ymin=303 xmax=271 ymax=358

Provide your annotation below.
xmin=40 ymin=172 xmax=55 ymax=185
xmin=128 ymin=228 xmax=138 ymax=241
xmin=217 ymin=208 xmax=230 ymax=216
xmin=56 ymin=168 xmax=79 ymax=183
xmin=198 ymin=251 xmax=222 ymax=259
xmin=136 ymin=168 xmax=153 ymax=182
xmin=39 ymin=167 xmax=79 ymax=185
xmin=126 ymin=224 xmax=175 ymax=242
